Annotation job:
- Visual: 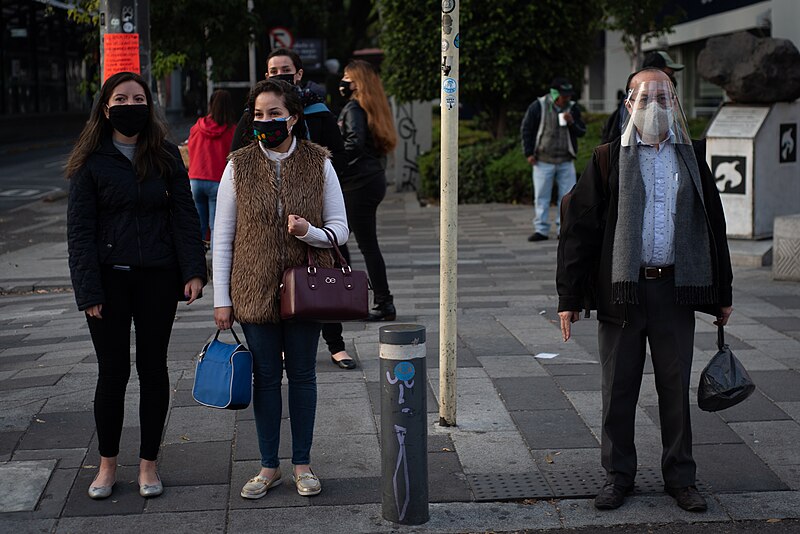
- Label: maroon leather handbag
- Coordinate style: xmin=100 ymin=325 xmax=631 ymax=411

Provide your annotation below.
xmin=280 ymin=228 xmax=369 ymax=322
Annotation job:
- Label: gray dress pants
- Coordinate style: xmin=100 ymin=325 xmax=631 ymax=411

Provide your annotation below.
xmin=598 ymin=272 xmax=697 ymax=489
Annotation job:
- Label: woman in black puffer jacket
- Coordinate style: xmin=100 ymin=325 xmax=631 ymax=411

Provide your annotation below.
xmin=66 ymin=72 xmax=206 ymax=501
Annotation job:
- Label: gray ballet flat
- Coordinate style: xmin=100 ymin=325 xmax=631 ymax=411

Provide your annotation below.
xmin=138 ymin=473 xmax=163 ymax=498
xmin=88 ymin=483 xmax=114 ymax=499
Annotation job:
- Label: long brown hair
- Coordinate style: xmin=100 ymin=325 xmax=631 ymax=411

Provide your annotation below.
xmin=344 ymin=60 xmax=397 ymax=154
xmin=208 ymin=89 xmax=236 ymax=127
xmin=65 ymin=72 xmax=172 ymax=180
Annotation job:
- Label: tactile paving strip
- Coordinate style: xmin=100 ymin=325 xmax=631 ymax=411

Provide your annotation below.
xmin=469 ymin=468 xmax=708 ymax=501
xmin=468 ymin=471 xmax=552 ymax=501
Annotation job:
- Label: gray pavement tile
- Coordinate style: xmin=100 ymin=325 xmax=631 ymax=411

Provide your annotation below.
xmin=718 ymin=390 xmax=793 ymax=422
xmin=448 ymin=430 xmax=537 ymax=474
xmin=532 ymin=448 xmax=601 ymax=474
xmin=0 ymin=400 xmax=46 ymax=432
xmin=761 ymin=295 xmax=800 ymax=310
xmin=30 ymin=467 xmax=77 ymax=518
xmin=553 ymin=373 xmax=602 ymax=391
xmin=428 ymin=450 xmax=472 ymax=502
xmin=12 ymin=448 xmax=87 ymax=469
xmin=143 ymin=483 xmax=229 ymax=512
xmin=312 ymin=433 xmax=381 ymax=479
xmin=546 ymin=363 xmax=602 ymax=376
xmin=307 ymin=476 xmax=380 ymax=506
xmin=159 ymin=441 xmax=231 ymax=486
xmin=0 ymin=352 xmax=42 ymax=371
xmin=754 ymin=316 xmax=800 ymax=332
xmin=170 ymin=388 xmax=197 ymax=407
xmin=513 ymin=410 xmax=599 ymax=449
xmin=748 ymin=370 xmax=800 ymax=401
xmin=85 ymin=427 xmax=145 ymax=467
xmin=730 ymin=420 xmax=800 ymax=466
xmin=0 ymin=373 xmax=63 ymax=391
xmin=227 ymin=460 xmax=310 ymax=509
xmin=495 ymin=376 xmax=573 ymax=411
xmin=0 ymin=518 xmax=56 ymax=534
xmin=770 ymin=465 xmax=800 ymax=490
xmin=315 ymin=395 xmax=377 ymax=436
xmin=644 ymin=405 xmax=743 ymax=444
xmin=476 ymin=355 xmax=549 ymax=378
xmin=17 ymin=411 xmax=94 ymax=450
xmin=778 ymin=401 xmax=800 ymax=423
xmin=427 ymin=433 xmax=455 ymax=454
xmin=694 ymin=443 xmax=789 ymax=492
xmin=0 ymin=459 xmax=56 ymax=512
xmin=232 ymin=418 xmax=261 ymax=461
xmin=558 ymin=494 xmax=729 ymax=528
xmin=56 ymin=510 xmax=226 ymax=533
xmin=62 ymin=465 xmax=144 ymax=516
xmin=695 ymin=330 xmax=754 ymax=350
xmin=163 ymin=405 xmax=236 ymax=444
xmin=0 ymin=430 xmax=22 ymax=460
xmin=717 ymin=490 xmax=800 ymax=520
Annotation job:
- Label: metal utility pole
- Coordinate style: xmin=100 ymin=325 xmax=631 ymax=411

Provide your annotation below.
xmin=438 ymin=0 xmax=459 ymax=427
xmin=99 ymin=0 xmax=151 ymax=85
xmin=247 ymin=0 xmax=257 ymax=88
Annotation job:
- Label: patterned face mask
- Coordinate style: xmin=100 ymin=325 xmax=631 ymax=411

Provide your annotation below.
xmin=253 ymin=117 xmax=292 ymax=148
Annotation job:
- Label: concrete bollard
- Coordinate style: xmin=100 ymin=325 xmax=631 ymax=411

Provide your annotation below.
xmin=379 ymin=324 xmax=429 ymax=525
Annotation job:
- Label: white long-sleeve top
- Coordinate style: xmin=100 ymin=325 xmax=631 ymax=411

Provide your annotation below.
xmin=213 ymin=138 xmax=349 ymax=308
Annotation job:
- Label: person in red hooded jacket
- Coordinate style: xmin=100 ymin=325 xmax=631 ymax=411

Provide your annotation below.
xmin=187 ymin=90 xmax=237 ymax=248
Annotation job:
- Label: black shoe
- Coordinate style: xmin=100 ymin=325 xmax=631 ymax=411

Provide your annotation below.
xmin=367 ymin=302 xmax=396 ymax=321
xmin=665 ymin=485 xmax=707 ymax=512
xmin=527 ymin=232 xmax=549 ymax=242
xmin=594 ymin=483 xmax=633 ymax=510
xmin=330 ymin=354 xmax=357 ymax=369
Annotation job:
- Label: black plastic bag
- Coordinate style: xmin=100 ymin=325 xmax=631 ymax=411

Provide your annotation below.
xmin=697 ymin=325 xmax=756 ymax=412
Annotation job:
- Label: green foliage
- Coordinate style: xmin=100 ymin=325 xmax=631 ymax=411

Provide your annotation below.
xmin=603 ymin=1 xmax=684 ymax=67
xmin=574 ymin=112 xmax=609 ymax=176
xmin=379 ymin=0 xmax=604 ymax=138
xmin=152 ymin=51 xmax=187 ymax=81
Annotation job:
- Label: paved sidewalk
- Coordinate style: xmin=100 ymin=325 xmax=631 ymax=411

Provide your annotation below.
xmin=1 ymin=190 xmax=799 ymax=533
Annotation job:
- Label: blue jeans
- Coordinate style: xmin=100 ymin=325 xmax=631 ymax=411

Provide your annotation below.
xmin=241 ymin=321 xmax=321 ymax=468
xmin=532 ymin=160 xmax=576 ymax=235
xmin=190 ymin=179 xmax=219 ymax=244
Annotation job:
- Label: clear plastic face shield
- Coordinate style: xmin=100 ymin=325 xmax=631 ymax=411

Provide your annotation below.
xmin=621 ymin=78 xmax=691 ymax=147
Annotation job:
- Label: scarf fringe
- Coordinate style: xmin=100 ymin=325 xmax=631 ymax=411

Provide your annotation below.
xmin=675 ymin=285 xmax=718 ymax=306
xmin=612 ymin=281 xmax=639 ymax=304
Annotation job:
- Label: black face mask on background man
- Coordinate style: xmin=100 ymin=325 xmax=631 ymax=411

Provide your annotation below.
xmin=108 ymin=104 xmax=149 ymax=137
xmin=270 ymin=74 xmax=296 ymax=85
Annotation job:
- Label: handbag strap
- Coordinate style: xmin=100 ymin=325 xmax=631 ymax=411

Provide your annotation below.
xmin=214 ymin=327 xmax=243 ymax=345
xmin=320 ymin=227 xmax=351 ymax=272
xmin=717 ymin=324 xmax=725 ymax=351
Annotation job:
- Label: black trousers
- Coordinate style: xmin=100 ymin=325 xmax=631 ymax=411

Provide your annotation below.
xmin=87 ymin=266 xmax=178 ymax=460
xmin=598 ymin=273 xmax=696 ymax=489
xmin=321 ymin=173 xmax=392 ymax=354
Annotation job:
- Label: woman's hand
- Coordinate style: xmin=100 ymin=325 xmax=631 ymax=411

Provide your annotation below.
xmin=287 ymin=214 xmax=309 ymax=237
xmin=215 ymin=307 xmax=234 ymax=330
xmin=184 ymin=277 xmax=204 ymax=305
xmin=85 ymin=304 xmax=103 ymax=319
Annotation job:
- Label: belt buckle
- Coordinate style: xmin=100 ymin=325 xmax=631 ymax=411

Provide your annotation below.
xmin=644 ymin=267 xmax=660 ymax=280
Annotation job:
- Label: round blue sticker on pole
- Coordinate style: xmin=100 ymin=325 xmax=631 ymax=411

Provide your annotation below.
xmin=394 ymin=361 xmax=415 ymax=381
xmin=454 ymin=33 xmax=460 ymax=48
xmin=443 ymin=77 xmax=457 ymax=94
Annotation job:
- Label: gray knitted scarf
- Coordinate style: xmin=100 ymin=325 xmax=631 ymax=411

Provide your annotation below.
xmin=611 ymin=143 xmax=717 ymax=305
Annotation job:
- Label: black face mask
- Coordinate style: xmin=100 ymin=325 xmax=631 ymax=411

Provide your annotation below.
xmin=339 ymin=80 xmax=354 ymax=100
xmin=108 ymin=104 xmax=149 ymax=137
xmin=270 ymin=73 xmax=296 ymax=85
xmin=253 ymin=118 xmax=292 ymax=148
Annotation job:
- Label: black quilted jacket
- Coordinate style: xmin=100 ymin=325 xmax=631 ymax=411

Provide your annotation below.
xmin=67 ymin=136 xmax=207 ymax=311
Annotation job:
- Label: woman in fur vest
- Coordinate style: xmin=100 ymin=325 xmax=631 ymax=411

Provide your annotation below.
xmin=213 ymin=79 xmax=348 ymax=499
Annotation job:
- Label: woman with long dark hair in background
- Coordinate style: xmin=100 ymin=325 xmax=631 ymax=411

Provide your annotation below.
xmin=66 ymin=72 xmax=207 ymax=500
xmin=336 ymin=59 xmax=397 ymax=321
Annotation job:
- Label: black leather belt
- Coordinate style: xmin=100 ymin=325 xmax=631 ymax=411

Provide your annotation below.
xmin=640 ymin=265 xmax=674 ymax=279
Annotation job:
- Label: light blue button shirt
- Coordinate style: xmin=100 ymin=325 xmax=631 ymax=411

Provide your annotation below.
xmin=637 ymin=134 xmax=679 ymax=266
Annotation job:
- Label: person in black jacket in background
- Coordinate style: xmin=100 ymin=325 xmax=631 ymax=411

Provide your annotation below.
xmin=338 ymin=60 xmax=398 ymax=321
xmin=66 ymin=72 xmax=207 ymax=501
xmin=230 ymin=49 xmax=356 ymax=370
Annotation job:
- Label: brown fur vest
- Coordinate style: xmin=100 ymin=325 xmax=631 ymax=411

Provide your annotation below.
xmin=229 ymin=140 xmax=333 ymax=324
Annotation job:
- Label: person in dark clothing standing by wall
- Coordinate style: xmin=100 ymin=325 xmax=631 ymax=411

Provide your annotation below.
xmin=230 ymin=49 xmax=356 ymax=370
xmin=337 ymin=60 xmax=398 ymax=321
xmin=66 ymin=72 xmax=207 ymax=501
xmin=557 ymin=68 xmax=733 ymax=513
xmin=521 ymin=77 xmax=586 ymax=242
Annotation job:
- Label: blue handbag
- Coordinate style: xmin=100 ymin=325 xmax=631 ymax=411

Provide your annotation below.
xmin=192 ymin=329 xmax=253 ymax=410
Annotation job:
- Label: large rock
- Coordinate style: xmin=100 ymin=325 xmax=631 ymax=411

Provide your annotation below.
xmin=697 ymin=31 xmax=800 ymax=103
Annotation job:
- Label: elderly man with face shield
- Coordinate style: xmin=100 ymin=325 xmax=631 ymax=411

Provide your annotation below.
xmin=556 ymin=68 xmax=733 ymax=513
